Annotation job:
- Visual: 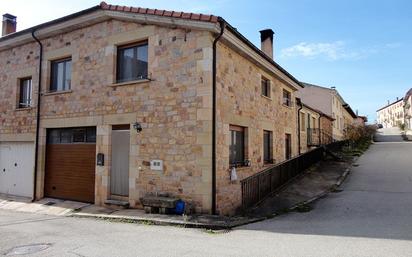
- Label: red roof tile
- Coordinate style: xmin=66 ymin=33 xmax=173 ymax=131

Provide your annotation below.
xmin=100 ymin=1 xmax=219 ymax=23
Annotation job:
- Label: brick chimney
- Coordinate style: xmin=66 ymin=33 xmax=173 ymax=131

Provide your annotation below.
xmin=260 ymin=29 xmax=274 ymax=59
xmin=2 ymin=14 xmax=17 ymax=36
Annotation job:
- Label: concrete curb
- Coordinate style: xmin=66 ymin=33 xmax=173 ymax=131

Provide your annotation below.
xmin=68 ymin=165 xmax=354 ymax=231
xmin=70 ymin=212 xmax=260 ymax=230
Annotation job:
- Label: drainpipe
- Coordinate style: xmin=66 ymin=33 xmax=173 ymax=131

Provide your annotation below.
xmin=296 ymin=98 xmax=302 ymax=155
xmin=31 ymin=29 xmax=43 ymax=202
xmin=212 ymin=18 xmax=225 ymax=215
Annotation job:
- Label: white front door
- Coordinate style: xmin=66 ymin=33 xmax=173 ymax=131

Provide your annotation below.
xmin=0 ymin=142 xmax=34 ymax=197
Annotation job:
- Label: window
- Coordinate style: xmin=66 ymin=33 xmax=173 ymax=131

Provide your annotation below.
xmin=283 ymin=89 xmax=292 ymax=107
xmin=47 ymin=127 xmax=96 ymax=144
xmin=300 ymin=113 xmax=306 ymax=131
xmin=229 ymin=125 xmax=246 ymax=167
xmin=261 ymin=77 xmax=271 ymax=98
xmin=307 ymin=113 xmax=311 ymax=130
xmin=263 ymin=130 xmax=273 ymax=164
xmin=285 ymin=133 xmax=292 ymax=160
xmin=117 ymin=42 xmax=148 ymax=83
xmin=50 ymin=58 xmax=72 ymax=92
xmin=312 ymin=117 xmax=316 ymax=128
xmin=18 ymin=78 xmax=32 ymax=108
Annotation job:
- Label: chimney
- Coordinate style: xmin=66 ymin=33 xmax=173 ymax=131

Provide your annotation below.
xmin=260 ymin=29 xmax=274 ymax=59
xmin=2 ymin=14 xmax=17 ymax=36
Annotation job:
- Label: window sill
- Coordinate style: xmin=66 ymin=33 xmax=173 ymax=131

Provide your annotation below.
xmin=15 ymin=107 xmax=34 ymax=111
xmin=109 ymin=79 xmax=150 ymax=87
xmin=43 ymin=90 xmax=72 ymax=96
xmin=261 ymin=95 xmax=272 ymax=100
xmin=282 ymin=104 xmax=293 ymax=109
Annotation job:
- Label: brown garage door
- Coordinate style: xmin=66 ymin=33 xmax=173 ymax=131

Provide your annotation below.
xmin=45 ymin=127 xmax=96 ymax=203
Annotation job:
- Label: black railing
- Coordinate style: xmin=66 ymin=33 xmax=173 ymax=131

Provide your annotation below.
xmin=241 ymin=141 xmax=346 ymax=210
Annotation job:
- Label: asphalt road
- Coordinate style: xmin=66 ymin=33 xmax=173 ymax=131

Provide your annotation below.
xmin=1 ymin=135 xmax=412 ymax=256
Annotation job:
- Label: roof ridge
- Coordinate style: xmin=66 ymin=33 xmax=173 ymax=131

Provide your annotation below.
xmin=99 ymin=1 xmax=219 ymax=23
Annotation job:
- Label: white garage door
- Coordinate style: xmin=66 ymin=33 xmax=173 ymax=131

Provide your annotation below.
xmin=0 ymin=142 xmax=34 ymax=198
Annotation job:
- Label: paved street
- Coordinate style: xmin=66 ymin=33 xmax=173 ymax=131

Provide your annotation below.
xmin=1 ymin=137 xmax=412 ymax=256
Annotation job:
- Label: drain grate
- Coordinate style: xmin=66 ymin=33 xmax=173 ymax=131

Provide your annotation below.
xmin=5 ymin=243 xmax=51 ymax=256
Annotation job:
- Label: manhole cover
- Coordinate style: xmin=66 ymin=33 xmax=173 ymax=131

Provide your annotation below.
xmin=5 ymin=243 xmax=51 ymax=256
xmin=44 ymin=202 xmax=56 ymax=206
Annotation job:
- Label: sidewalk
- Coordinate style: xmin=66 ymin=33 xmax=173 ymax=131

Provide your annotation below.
xmin=0 ymin=155 xmax=354 ymax=230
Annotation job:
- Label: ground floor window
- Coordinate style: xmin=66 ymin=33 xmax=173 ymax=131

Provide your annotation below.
xmin=285 ymin=133 xmax=292 ymax=160
xmin=229 ymin=125 xmax=247 ymax=167
xmin=263 ymin=130 xmax=273 ymax=164
xmin=47 ymin=127 xmax=96 ymax=144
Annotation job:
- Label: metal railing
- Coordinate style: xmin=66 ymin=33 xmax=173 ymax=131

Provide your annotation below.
xmin=241 ymin=141 xmax=346 ymax=210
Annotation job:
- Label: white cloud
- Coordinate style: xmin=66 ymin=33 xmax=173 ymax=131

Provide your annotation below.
xmin=280 ymin=41 xmax=366 ymax=61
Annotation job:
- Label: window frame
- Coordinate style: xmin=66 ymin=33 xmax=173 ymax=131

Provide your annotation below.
xmin=263 ymin=130 xmax=273 ymax=164
xmin=18 ymin=77 xmax=32 ymax=109
xmin=47 ymin=127 xmax=96 ymax=144
xmin=261 ymin=77 xmax=271 ymax=98
xmin=285 ymin=133 xmax=292 ymax=160
xmin=229 ymin=125 xmax=248 ymax=167
xmin=300 ymin=112 xmax=306 ymax=132
xmin=282 ymin=89 xmax=292 ymax=107
xmin=50 ymin=57 xmax=72 ymax=92
xmin=116 ymin=41 xmax=149 ymax=83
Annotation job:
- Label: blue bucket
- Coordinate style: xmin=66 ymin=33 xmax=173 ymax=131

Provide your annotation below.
xmin=174 ymin=200 xmax=185 ymax=215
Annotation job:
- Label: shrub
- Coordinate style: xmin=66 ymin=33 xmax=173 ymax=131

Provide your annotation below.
xmin=344 ymin=124 xmax=376 ymax=148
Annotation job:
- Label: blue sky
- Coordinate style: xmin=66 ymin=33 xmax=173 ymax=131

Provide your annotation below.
xmin=2 ymin=0 xmax=411 ymax=121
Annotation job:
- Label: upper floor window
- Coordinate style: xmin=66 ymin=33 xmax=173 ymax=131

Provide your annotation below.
xmin=282 ymin=89 xmax=292 ymax=107
xmin=261 ymin=77 xmax=271 ymax=98
xmin=117 ymin=41 xmax=148 ymax=83
xmin=50 ymin=58 xmax=72 ymax=92
xmin=19 ymin=77 xmax=32 ymax=108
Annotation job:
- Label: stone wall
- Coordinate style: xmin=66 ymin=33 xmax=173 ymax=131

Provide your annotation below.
xmin=215 ymin=42 xmax=299 ymax=215
xmin=1 ymin=20 xmax=215 ymax=214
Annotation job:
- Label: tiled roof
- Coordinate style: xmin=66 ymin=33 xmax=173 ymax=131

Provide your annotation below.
xmin=99 ymin=1 xmax=219 ymax=23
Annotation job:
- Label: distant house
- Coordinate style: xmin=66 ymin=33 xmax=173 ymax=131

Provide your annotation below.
xmin=297 ymin=100 xmax=334 ymax=154
xmin=298 ymin=83 xmax=357 ymax=140
xmin=376 ymin=98 xmax=404 ymax=128
xmin=403 ymin=89 xmax=412 ymax=130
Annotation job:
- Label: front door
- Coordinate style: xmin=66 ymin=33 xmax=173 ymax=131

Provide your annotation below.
xmin=110 ymin=128 xmax=130 ymax=197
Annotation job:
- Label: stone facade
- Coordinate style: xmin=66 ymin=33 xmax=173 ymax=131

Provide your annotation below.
xmin=1 ymin=19 xmax=215 ymax=213
xmin=1 ymin=10 xmax=303 ymax=216
xmin=215 ymin=43 xmax=299 ymax=215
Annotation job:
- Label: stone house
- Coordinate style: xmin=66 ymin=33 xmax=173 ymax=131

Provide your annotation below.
xmin=297 ymin=101 xmax=334 ymax=154
xmin=298 ymin=82 xmax=356 ymax=140
xmin=0 ymin=2 xmax=303 ymax=215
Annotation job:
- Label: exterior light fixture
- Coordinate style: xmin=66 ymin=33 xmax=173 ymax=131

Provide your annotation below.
xmin=133 ymin=122 xmax=143 ymax=133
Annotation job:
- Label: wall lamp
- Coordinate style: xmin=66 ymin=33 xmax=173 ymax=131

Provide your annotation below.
xmin=133 ymin=122 xmax=143 ymax=133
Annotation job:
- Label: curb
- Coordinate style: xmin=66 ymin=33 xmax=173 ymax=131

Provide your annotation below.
xmin=70 ymin=212 xmax=241 ymax=230
xmin=68 ymin=165 xmax=354 ymax=231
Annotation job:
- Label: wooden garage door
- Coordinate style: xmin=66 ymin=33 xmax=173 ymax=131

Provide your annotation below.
xmin=45 ymin=127 xmax=96 ymax=203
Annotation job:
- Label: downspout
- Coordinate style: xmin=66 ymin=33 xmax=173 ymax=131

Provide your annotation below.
xmin=31 ymin=29 xmax=43 ymax=202
xmin=212 ymin=18 xmax=225 ymax=215
xmin=297 ymin=98 xmax=302 ymax=155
